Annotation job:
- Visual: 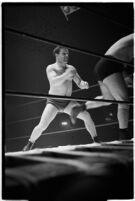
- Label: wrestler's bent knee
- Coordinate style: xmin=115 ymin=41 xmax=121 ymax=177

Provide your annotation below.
xmin=70 ymin=103 xmax=87 ymax=125
xmin=117 ymin=94 xmax=129 ymax=109
xmin=118 ymin=103 xmax=130 ymax=110
xmin=80 ymin=110 xmax=90 ymax=119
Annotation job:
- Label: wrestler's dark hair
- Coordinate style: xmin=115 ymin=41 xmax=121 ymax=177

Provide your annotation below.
xmin=53 ymin=46 xmax=68 ymax=57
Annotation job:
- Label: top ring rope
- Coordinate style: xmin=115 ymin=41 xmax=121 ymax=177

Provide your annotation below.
xmin=5 ymin=90 xmax=133 ymax=105
xmin=81 ymin=5 xmax=133 ymax=31
xmin=5 ymin=27 xmax=133 ymax=68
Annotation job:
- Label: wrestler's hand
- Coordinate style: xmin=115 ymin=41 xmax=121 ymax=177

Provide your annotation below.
xmin=80 ymin=81 xmax=89 ymax=89
xmin=124 ymin=76 xmax=133 ymax=88
xmin=66 ymin=68 xmax=77 ymax=80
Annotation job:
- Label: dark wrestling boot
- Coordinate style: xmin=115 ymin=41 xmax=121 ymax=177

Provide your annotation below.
xmin=70 ymin=104 xmax=87 ymax=125
xmin=119 ymin=128 xmax=130 ymax=141
xmin=93 ymin=136 xmax=101 ymax=143
xmin=23 ymin=140 xmax=34 ymax=151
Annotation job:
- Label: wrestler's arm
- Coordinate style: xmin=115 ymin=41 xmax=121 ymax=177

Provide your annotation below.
xmin=73 ymin=72 xmax=81 ymax=86
xmin=73 ymin=70 xmax=89 ymax=89
xmin=46 ymin=65 xmax=74 ymax=85
xmin=123 ymin=71 xmax=133 ymax=88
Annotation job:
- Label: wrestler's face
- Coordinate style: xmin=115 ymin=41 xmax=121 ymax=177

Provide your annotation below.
xmin=57 ymin=48 xmax=69 ymax=64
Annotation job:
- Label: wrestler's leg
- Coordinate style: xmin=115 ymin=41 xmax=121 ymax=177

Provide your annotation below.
xmin=98 ymin=80 xmax=114 ymax=101
xmin=103 ymin=72 xmax=130 ymax=139
xmin=85 ymin=81 xmax=115 ymax=109
xmin=64 ymin=101 xmax=81 ymax=124
xmin=63 ymin=101 xmax=80 ymax=114
xmin=23 ymin=104 xmax=58 ymax=150
xmin=77 ymin=111 xmax=99 ymax=142
xmin=64 ymin=102 xmax=99 ymax=142
xmin=70 ymin=81 xmax=114 ymax=124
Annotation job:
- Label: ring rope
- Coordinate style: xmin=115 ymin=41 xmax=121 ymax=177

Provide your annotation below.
xmin=72 ymin=83 xmax=99 ymax=93
xmin=6 ymin=73 xmax=133 ymax=109
xmin=6 ymin=95 xmax=133 ymax=126
xmin=5 ymin=91 xmax=133 ymax=105
xmin=81 ymin=5 xmax=133 ymax=31
xmin=11 ymin=84 xmax=99 ymax=107
xmin=6 ymin=119 xmax=133 ymax=141
xmin=12 ymin=99 xmax=45 ymax=108
xmin=5 ymin=27 xmax=133 ymax=68
xmin=7 ymin=84 xmax=100 ymax=109
xmin=6 ymin=71 xmax=133 ymax=109
xmin=6 ymin=115 xmax=40 ymax=125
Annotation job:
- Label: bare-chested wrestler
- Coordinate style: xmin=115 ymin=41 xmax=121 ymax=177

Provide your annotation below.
xmin=70 ymin=34 xmax=133 ymax=140
xmin=23 ymin=46 xmax=100 ymax=151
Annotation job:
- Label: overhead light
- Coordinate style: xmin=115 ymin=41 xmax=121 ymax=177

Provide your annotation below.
xmin=60 ymin=6 xmax=80 ymax=21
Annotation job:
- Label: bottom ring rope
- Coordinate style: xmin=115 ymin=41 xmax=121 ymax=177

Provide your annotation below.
xmin=6 ymin=119 xmax=133 ymax=141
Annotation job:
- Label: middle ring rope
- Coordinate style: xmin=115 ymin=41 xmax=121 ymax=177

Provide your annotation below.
xmin=5 ymin=90 xmax=133 ymax=105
